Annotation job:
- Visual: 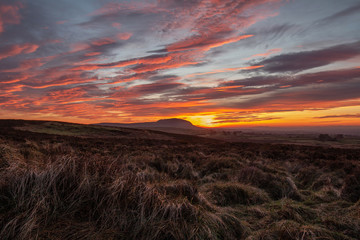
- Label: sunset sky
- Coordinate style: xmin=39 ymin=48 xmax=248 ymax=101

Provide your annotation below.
xmin=0 ymin=0 xmax=359 ymax=127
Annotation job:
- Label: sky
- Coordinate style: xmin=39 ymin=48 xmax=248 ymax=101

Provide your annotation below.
xmin=0 ymin=0 xmax=359 ymax=127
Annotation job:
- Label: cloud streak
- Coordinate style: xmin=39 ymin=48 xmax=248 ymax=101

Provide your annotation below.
xmin=314 ymin=114 xmax=360 ymax=119
xmin=0 ymin=43 xmax=39 ymax=61
xmin=253 ymin=41 xmax=360 ymax=73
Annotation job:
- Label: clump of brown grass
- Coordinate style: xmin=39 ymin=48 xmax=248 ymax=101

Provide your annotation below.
xmin=341 ymin=167 xmax=360 ymax=202
xmin=267 ymin=199 xmax=318 ymax=223
xmin=0 ymin=155 xmax=247 ymax=240
xmin=247 ymin=220 xmax=353 ymax=240
xmin=237 ymin=166 xmax=302 ymax=200
xmin=202 ymin=182 xmax=270 ymax=206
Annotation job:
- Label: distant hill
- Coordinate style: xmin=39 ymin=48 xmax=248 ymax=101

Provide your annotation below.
xmin=97 ymin=118 xmax=201 ymax=130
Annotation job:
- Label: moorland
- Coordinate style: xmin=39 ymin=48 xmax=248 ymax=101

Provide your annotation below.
xmin=0 ymin=119 xmax=359 ymax=239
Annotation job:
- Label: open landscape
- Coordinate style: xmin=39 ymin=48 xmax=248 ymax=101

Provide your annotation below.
xmin=1 ymin=119 xmax=359 ymax=239
xmin=1 ymin=0 xmax=360 ymax=239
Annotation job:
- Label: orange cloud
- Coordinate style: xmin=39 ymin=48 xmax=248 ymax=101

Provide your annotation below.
xmin=91 ymin=37 xmax=115 ymax=46
xmin=279 ymin=85 xmax=292 ymax=88
xmin=72 ymin=53 xmax=173 ymax=71
xmin=203 ymin=35 xmax=254 ymax=51
xmin=84 ymin=52 xmax=101 ymax=57
xmin=38 ymin=87 xmax=99 ymax=105
xmin=1 ymin=58 xmax=44 ymax=73
xmin=167 ymin=34 xmax=253 ymax=52
xmin=29 ymin=75 xmax=97 ymax=89
xmin=0 ymin=43 xmax=39 ymax=60
xmin=1 ymin=84 xmax=26 ymax=93
xmin=245 ymin=48 xmax=282 ymax=60
xmin=7 ymin=0 xmax=360 ymax=128
xmin=117 ymin=32 xmax=132 ymax=40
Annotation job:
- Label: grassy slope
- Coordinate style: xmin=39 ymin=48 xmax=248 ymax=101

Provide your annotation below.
xmin=0 ymin=120 xmax=359 ymax=240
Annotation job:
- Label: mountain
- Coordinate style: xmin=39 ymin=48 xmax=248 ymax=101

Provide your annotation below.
xmin=154 ymin=119 xmax=198 ymax=128
xmin=97 ymin=118 xmax=201 ymax=130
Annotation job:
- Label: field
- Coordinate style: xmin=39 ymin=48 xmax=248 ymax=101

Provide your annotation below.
xmin=201 ymin=131 xmax=360 ymax=149
xmin=1 ymin=120 xmax=360 ymax=240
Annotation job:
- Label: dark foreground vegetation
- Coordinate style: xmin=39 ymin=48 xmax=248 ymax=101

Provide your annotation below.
xmin=0 ymin=120 xmax=359 ymax=240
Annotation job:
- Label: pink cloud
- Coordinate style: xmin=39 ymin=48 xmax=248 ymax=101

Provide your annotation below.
xmin=1 ymin=58 xmax=44 ymax=73
xmin=245 ymin=48 xmax=282 ymax=60
xmin=56 ymin=20 xmax=67 ymax=25
xmin=167 ymin=34 xmax=253 ymax=52
xmin=91 ymin=37 xmax=115 ymax=46
xmin=0 ymin=3 xmax=22 ymax=34
xmin=84 ymin=52 xmax=101 ymax=57
xmin=91 ymin=2 xmax=160 ymax=16
xmin=117 ymin=32 xmax=132 ymax=40
xmin=112 ymin=22 xmax=122 ymax=29
xmin=0 ymin=43 xmax=39 ymax=61
xmin=69 ymin=42 xmax=90 ymax=53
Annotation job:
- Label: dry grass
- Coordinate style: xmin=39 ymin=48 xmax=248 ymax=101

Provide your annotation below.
xmin=0 ymin=120 xmax=359 ymax=239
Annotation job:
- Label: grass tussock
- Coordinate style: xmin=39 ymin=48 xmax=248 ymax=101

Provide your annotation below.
xmin=0 ymin=155 xmax=247 ymax=240
xmin=203 ymin=182 xmax=270 ymax=206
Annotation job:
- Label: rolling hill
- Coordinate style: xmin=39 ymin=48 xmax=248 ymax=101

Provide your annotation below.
xmin=97 ymin=118 xmax=208 ymax=135
xmin=98 ymin=118 xmax=200 ymax=129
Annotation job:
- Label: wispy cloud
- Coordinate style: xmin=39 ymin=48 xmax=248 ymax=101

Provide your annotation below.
xmin=314 ymin=114 xmax=360 ymax=119
xmin=315 ymin=2 xmax=360 ymax=25
xmin=0 ymin=0 xmax=359 ymax=126
xmin=0 ymin=2 xmax=22 ymax=34
xmin=245 ymin=48 xmax=281 ymax=60
xmin=0 ymin=43 xmax=38 ymax=61
xmin=253 ymin=41 xmax=360 ymax=73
